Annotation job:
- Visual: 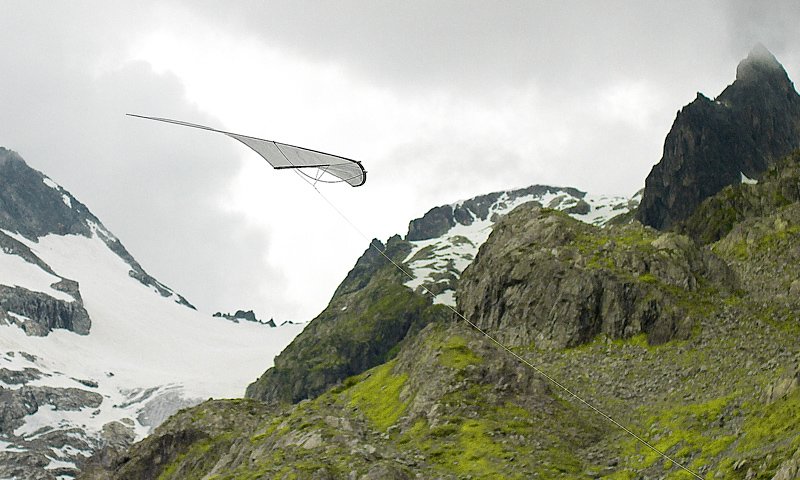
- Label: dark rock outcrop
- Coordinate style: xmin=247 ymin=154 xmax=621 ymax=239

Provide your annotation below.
xmin=407 ymin=205 xmax=457 ymax=241
xmin=677 ymin=150 xmax=800 ymax=244
xmin=0 ymin=367 xmax=43 ymax=385
xmin=332 ymin=236 xmax=404 ymax=297
xmin=213 ymin=309 xmax=276 ymax=326
xmin=0 ymin=385 xmax=103 ymax=435
xmin=0 ymin=227 xmax=91 ymax=336
xmin=0 ymin=285 xmax=91 ymax=336
xmin=638 ymin=45 xmax=800 ymax=230
xmin=0 ymin=230 xmax=56 ymax=274
xmin=458 ymin=204 xmax=734 ymax=349
xmin=0 ymin=148 xmax=94 ymax=240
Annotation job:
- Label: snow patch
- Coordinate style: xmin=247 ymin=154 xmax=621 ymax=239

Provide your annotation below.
xmin=0 ymin=251 xmax=75 ymax=302
xmin=571 ymin=192 xmax=633 ymax=226
xmin=741 ymin=172 xmax=758 ymax=185
xmin=44 ymin=455 xmax=76 ymax=471
xmin=42 ymin=177 xmax=59 ymax=190
xmin=0 ymin=439 xmax=28 ymax=453
xmin=61 ymin=194 xmax=72 ymax=208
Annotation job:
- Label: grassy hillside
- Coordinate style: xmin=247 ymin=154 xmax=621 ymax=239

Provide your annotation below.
xmin=83 ymin=152 xmax=800 ymax=479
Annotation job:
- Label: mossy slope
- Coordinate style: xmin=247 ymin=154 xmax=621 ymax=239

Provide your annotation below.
xmin=86 ymin=152 xmax=800 ymax=479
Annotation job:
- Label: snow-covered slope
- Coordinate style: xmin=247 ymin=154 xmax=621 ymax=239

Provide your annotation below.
xmin=402 ymin=185 xmax=640 ymax=306
xmin=0 ymin=149 xmax=304 ymax=478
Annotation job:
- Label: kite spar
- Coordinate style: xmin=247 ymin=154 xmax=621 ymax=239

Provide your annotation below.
xmin=127 ymin=114 xmax=366 ymax=187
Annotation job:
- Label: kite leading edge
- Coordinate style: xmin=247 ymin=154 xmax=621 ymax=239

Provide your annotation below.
xmin=127 ymin=114 xmax=366 ymax=187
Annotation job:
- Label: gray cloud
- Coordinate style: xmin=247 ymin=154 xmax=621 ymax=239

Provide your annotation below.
xmin=173 ymin=0 xmax=757 ymax=197
xmin=725 ymin=0 xmax=800 ymax=55
xmin=1 ymin=1 xmax=798 ymax=322
xmin=182 ymin=1 xmax=732 ymax=93
xmin=0 ymin=2 xmax=288 ymax=317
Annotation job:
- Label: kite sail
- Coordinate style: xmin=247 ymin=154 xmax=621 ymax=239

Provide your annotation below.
xmin=128 ymin=114 xmax=366 ymax=187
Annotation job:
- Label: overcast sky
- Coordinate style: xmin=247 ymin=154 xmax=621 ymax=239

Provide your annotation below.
xmin=1 ymin=1 xmax=799 ymax=322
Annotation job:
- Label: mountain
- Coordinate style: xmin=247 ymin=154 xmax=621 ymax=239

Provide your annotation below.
xmin=0 ymin=148 xmax=305 ymax=479
xmin=244 ymin=185 xmax=637 ymax=405
xmin=84 ymin=48 xmax=800 ymax=479
xmin=638 ymin=44 xmax=800 ymax=230
xmin=86 ymin=150 xmax=800 ymax=480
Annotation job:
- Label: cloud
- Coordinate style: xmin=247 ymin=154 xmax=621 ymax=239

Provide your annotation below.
xmin=0 ymin=3 xmax=288 ymax=317
xmin=178 ymin=1 xmax=729 ymax=94
xmin=725 ymin=0 xmax=800 ymax=55
xmin=2 ymin=1 xmax=798 ymax=323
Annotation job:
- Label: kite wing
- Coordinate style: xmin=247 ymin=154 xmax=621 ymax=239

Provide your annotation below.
xmin=128 ymin=114 xmax=366 ymax=187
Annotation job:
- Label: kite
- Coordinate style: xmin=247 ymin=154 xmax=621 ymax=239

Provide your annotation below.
xmin=127 ymin=114 xmax=366 ymax=187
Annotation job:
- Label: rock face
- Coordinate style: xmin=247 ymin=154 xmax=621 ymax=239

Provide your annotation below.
xmin=677 ymin=150 xmax=800 ymax=244
xmin=638 ymin=45 xmax=800 ymax=230
xmin=0 ymin=384 xmax=105 ymax=480
xmin=0 ymin=285 xmax=90 ymax=336
xmin=457 ymin=204 xmax=734 ymax=349
xmin=679 ymin=151 xmax=800 ymax=304
xmin=0 ymin=149 xmax=94 ymax=240
xmin=0 ymin=386 xmax=103 ymax=435
xmin=0 ymin=227 xmax=91 ymax=337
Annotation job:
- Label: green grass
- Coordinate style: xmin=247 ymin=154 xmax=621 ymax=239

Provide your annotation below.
xmin=438 ymin=335 xmax=483 ymax=370
xmin=614 ymin=395 xmax=737 ymax=477
xmin=347 ymin=359 xmax=410 ymax=431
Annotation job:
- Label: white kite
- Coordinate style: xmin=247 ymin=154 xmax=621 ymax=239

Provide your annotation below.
xmin=128 ymin=114 xmax=366 ymax=187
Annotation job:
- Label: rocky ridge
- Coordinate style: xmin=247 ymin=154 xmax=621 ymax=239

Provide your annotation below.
xmin=245 ymin=236 xmax=449 ymax=404
xmin=213 ymin=310 xmax=277 ymax=327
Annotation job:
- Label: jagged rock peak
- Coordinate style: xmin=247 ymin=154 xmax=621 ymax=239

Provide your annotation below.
xmin=736 ymin=43 xmax=786 ymax=82
xmin=0 ymin=147 xmax=23 ymax=165
xmin=0 ymin=147 xmax=95 ymax=240
xmin=637 ymin=46 xmax=800 ymax=230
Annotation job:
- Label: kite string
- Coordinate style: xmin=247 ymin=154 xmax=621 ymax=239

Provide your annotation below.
xmin=306 ymin=184 xmax=704 ymax=480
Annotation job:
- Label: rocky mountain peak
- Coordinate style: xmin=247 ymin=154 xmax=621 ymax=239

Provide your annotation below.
xmin=0 ymin=148 xmax=95 ymax=240
xmin=637 ymin=46 xmax=800 ymax=230
xmin=735 ymin=44 xmax=786 ymax=83
xmin=0 ymin=147 xmax=194 ymax=311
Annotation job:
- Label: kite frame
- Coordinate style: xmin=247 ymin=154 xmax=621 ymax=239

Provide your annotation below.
xmin=127 ymin=114 xmax=367 ymax=187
